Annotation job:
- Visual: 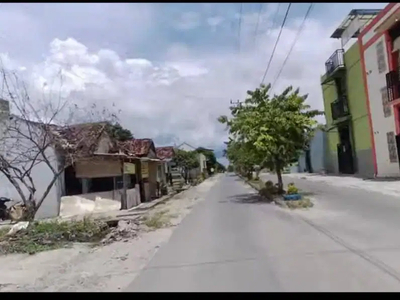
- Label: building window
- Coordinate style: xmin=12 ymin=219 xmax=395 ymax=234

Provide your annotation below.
xmin=387 ymin=131 xmax=398 ymax=163
xmin=376 ymin=41 xmax=387 ymax=74
xmin=381 ymin=87 xmax=392 ymax=117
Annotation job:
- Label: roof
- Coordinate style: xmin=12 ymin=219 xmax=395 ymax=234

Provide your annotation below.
xmin=176 ymin=142 xmax=197 ymax=150
xmin=176 ymin=142 xmax=213 ymax=152
xmin=330 ymin=9 xmax=382 ymax=39
xmin=118 ymin=138 xmax=155 ymax=157
xmin=156 ymin=146 xmax=175 ymax=160
xmin=196 ymin=146 xmax=214 ymax=152
xmin=48 ymin=122 xmax=111 ymax=158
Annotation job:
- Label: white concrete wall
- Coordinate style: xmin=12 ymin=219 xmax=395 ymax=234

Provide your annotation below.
xmin=198 ymin=153 xmax=207 ymax=173
xmin=364 ymin=35 xmax=400 ymax=176
xmin=0 ymin=116 xmax=61 ymax=219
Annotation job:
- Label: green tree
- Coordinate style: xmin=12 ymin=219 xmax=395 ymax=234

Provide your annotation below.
xmin=173 ymin=149 xmax=199 ymax=170
xmin=219 ymin=84 xmax=323 ymax=192
xmin=195 ymin=147 xmax=217 ymax=174
xmin=106 ymin=122 xmax=133 ymax=141
xmin=214 ymin=162 xmax=226 ymax=173
xmin=224 ymin=139 xmax=263 ymax=180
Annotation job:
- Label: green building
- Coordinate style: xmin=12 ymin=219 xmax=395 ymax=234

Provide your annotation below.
xmin=320 ymin=10 xmax=377 ymax=177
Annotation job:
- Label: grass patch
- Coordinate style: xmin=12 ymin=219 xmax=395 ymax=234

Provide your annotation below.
xmin=142 ymin=209 xmax=171 ymax=230
xmin=285 ymin=197 xmax=314 ymax=210
xmin=0 ymin=218 xmax=110 ymax=255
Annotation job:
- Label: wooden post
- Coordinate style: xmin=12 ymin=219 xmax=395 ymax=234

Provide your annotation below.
xmin=135 ymin=159 xmax=144 ymax=203
xmin=120 ymin=159 xmax=127 ymax=210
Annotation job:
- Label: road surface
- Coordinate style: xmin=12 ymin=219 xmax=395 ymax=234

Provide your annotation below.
xmin=125 ymin=174 xmax=400 ymax=292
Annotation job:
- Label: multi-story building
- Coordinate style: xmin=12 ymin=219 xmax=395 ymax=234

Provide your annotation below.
xmin=321 ymin=9 xmax=381 ymax=178
xmin=358 ymin=3 xmax=400 ymax=177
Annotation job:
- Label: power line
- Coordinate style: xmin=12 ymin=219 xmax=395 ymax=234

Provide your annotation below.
xmin=237 ymin=3 xmax=243 ymax=54
xmin=265 ymin=3 xmax=282 ymax=43
xmin=270 ymin=3 xmax=314 ymax=92
xmin=253 ymin=4 xmax=264 ymax=45
xmin=260 ymin=3 xmax=292 ymax=85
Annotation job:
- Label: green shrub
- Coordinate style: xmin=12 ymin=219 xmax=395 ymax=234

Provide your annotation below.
xmin=287 ymin=183 xmax=299 ymax=195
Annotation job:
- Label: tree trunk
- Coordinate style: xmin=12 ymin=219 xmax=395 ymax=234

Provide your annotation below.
xmin=275 ymin=160 xmax=284 ymax=194
xmin=255 ymin=169 xmax=261 ymax=180
xmin=23 ymin=201 xmax=36 ymax=222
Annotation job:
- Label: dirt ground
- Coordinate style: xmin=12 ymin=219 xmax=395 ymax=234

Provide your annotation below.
xmin=0 ymin=175 xmax=221 ymax=292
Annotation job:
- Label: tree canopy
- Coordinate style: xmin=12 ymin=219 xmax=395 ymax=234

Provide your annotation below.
xmin=195 ymin=147 xmax=217 ymax=173
xmin=106 ymin=122 xmax=133 ymax=141
xmin=173 ymin=149 xmax=199 ymax=170
xmin=219 ymin=84 xmax=323 ymax=190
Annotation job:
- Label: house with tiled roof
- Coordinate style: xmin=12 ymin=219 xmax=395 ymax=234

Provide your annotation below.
xmin=118 ymin=138 xmax=162 ymax=201
xmin=155 ymin=146 xmax=177 ymax=188
xmin=0 ymin=98 xmax=150 ymax=220
xmin=49 ymin=122 xmax=146 ymax=213
xmin=156 ymin=146 xmax=175 ymax=161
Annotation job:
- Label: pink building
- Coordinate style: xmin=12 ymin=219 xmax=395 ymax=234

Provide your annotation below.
xmin=359 ymin=3 xmax=400 ymax=176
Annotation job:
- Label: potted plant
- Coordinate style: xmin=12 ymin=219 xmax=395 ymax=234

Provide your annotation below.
xmin=283 ymin=183 xmax=301 ymax=201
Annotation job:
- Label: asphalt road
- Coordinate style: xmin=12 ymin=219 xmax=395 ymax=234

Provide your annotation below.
xmin=125 ymin=174 xmax=400 ymax=292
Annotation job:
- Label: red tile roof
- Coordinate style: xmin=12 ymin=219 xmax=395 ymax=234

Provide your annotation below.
xmin=156 ymin=146 xmax=175 ymax=160
xmin=118 ymin=138 xmax=155 ymax=157
xmin=49 ymin=122 xmax=110 ymax=158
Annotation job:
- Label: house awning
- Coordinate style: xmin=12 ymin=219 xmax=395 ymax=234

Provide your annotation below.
xmin=140 ymin=157 xmax=161 ymax=162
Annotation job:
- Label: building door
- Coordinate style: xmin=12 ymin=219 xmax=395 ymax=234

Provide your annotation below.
xmin=337 ymin=124 xmax=355 ymax=174
xmin=305 ymin=149 xmax=313 ymax=173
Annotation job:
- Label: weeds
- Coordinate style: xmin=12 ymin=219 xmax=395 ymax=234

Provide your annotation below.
xmin=285 ymin=197 xmax=314 ymax=209
xmin=142 ymin=209 xmax=172 ymax=230
xmin=0 ymin=218 xmax=110 ymax=255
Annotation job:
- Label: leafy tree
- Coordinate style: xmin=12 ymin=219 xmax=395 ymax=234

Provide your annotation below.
xmin=195 ymin=147 xmax=217 ymax=174
xmin=214 ymin=162 xmax=226 ymax=173
xmin=106 ymin=122 xmax=133 ymax=141
xmin=224 ymin=139 xmax=263 ymax=180
xmin=219 ymin=84 xmax=323 ymax=192
xmin=173 ymin=149 xmax=199 ymax=171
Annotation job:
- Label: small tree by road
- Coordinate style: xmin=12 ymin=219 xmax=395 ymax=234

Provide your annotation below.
xmin=219 ymin=84 xmax=323 ymax=192
xmin=173 ymin=149 xmax=200 ymax=182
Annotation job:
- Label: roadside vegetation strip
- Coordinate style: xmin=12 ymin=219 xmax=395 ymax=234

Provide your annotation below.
xmin=238 ymin=174 xmax=313 ymax=209
xmin=0 ymin=218 xmax=111 ymax=255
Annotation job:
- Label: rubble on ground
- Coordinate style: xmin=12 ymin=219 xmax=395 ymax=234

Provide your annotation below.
xmin=101 ymin=220 xmax=140 ymax=245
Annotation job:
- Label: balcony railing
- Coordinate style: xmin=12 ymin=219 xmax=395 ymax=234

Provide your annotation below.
xmin=331 ymin=96 xmax=349 ymax=120
xmin=386 ymin=70 xmax=400 ymax=102
xmin=325 ymin=49 xmax=345 ymax=76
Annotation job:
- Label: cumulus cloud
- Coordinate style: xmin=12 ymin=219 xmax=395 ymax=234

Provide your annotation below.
xmin=0 ymin=3 xmax=369 ymax=154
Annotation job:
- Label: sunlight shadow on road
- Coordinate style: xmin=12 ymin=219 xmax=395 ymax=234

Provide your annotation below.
xmin=225 ymin=193 xmax=272 ymax=205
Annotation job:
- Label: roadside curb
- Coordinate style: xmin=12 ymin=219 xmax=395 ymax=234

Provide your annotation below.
xmin=129 ymin=175 xmax=217 ymax=213
xmin=130 ymin=191 xmax=179 ymax=212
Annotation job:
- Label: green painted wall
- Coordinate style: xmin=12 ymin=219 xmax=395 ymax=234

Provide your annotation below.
xmin=344 ymin=42 xmax=372 ymax=152
xmin=321 ymin=78 xmax=339 ymax=153
xmin=320 ymin=42 xmax=372 ymax=155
